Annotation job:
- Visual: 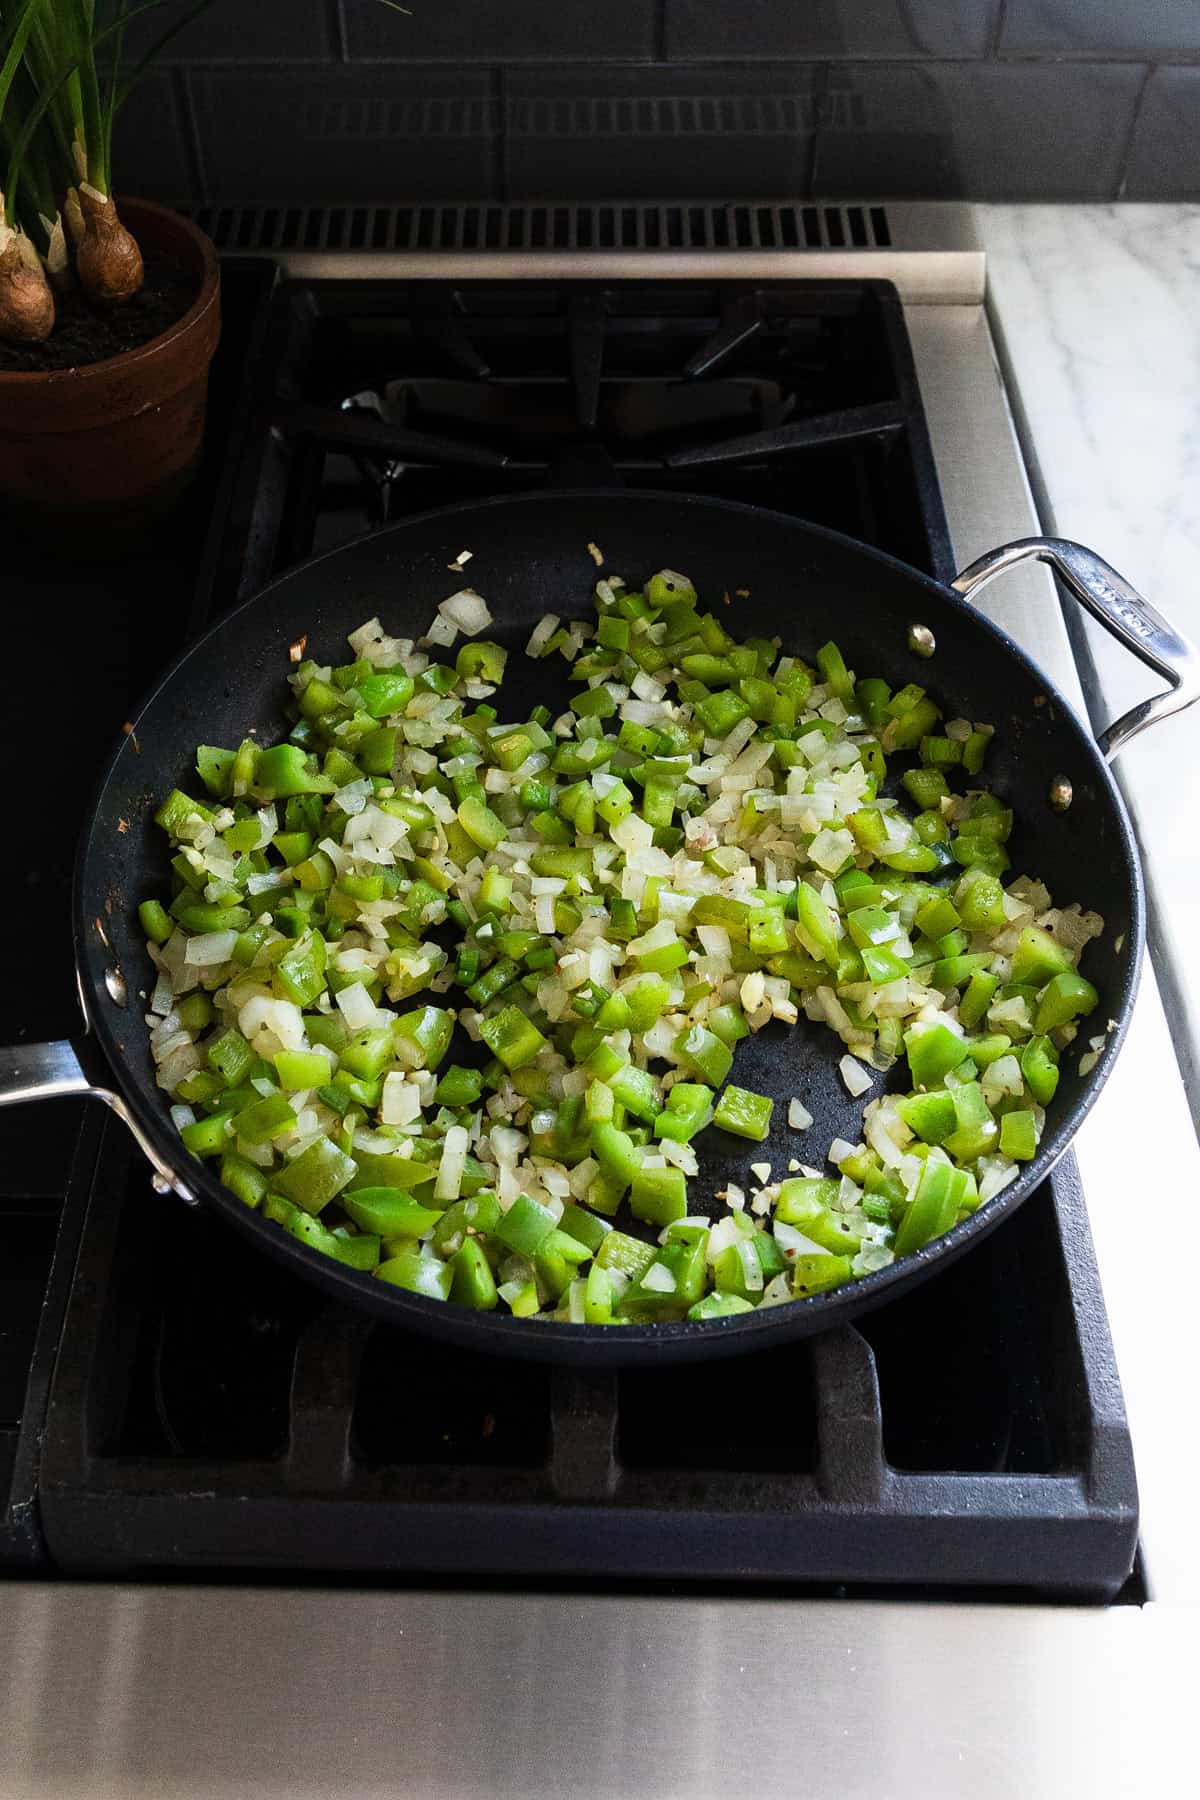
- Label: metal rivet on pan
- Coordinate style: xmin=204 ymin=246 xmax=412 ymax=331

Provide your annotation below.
xmin=1049 ymin=776 xmax=1073 ymax=812
xmin=151 ymin=1173 xmax=173 ymax=1196
xmin=104 ymin=966 xmax=128 ymax=1007
xmin=907 ymin=623 xmax=936 ymax=658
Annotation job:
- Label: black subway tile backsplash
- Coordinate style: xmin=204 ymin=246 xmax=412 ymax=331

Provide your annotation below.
xmin=666 ymin=0 xmax=995 ymax=62
xmin=343 ymin=0 xmax=655 ymax=64
xmin=1000 ymin=0 xmax=1200 ymax=57
xmin=113 ymin=73 xmax=198 ymax=205
xmin=506 ymin=65 xmax=818 ymax=199
xmin=190 ymin=68 xmax=497 ymax=203
xmin=92 ymin=2 xmax=1200 ymax=206
xmin=812 ymin=61 xmax=1144 ymax=199
xmin=1123 ymin=66 xmax=1200 ymax=196
xmin=122 ymin=0 xmax=330 ymax=63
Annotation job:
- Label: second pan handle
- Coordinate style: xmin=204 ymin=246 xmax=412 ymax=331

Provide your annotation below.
xmin=951 ymin=536 xmax=1199 ymax=760
xmin=0 ymin=1039 xmax=197 ymax=1204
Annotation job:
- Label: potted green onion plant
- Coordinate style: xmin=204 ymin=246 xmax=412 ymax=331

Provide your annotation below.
xmin=0 ymin=0 xmax=220 ymax=541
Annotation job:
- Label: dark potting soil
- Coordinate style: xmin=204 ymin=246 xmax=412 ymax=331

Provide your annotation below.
xmin=0 ymin=253 xmax=199 ymax=373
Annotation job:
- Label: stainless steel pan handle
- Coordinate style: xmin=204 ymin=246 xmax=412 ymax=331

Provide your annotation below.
xmin=0 ymin=1040 xmax=197 ymax=1204
xmin=951 ymin=536 xmax=1200 ymax=760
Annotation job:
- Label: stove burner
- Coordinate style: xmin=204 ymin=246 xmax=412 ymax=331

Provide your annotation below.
xmin=0 ymin=264 xmax=1137 ymax=1599
xmin=241 ymin=280 xmax=952 ymax=587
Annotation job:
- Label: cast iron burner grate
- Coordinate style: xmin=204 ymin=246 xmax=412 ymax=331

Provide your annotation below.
xmin=201 ymin=276 xmax=952 ymax=617
xmin=35 ymin=1129 xmax=1136 ymax=1597
xmin=0 ymin=261 xmax=1137 ymax=1597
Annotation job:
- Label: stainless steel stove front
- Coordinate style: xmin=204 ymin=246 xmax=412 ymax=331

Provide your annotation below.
xmin=3 ymin=213 xmax=1195 ymax=1800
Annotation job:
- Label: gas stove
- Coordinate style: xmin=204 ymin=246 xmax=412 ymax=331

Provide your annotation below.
xmin=2 ymin=198 xmax=1195 ymax=1798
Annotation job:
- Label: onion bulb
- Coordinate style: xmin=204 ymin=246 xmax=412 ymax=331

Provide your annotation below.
xmin=75 ymin=185 xmax=143 ymax=307
xmin=0 ymin=231 xmax=54 ymax=343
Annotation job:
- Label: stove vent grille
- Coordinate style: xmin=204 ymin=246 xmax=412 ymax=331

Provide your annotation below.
xmin=189 ymin=200 xmax=892 ymax=257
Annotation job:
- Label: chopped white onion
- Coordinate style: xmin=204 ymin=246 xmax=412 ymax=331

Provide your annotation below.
xmin=333 ymin=777 xmax=372 ymax=815
xmin=381 ymin=1072 xmax=422 ymax=1127
xmin=435 ymin=1125 xmax=469 ymax=1200
xmin=526 ymin=612 xmax=560 ymax=656
xmin=641 ymin=1263 xmax=677 ymax=1295
xmin=424 ymin=613 xmax=459 ymax=648
xmin=845 ymin=1051 xmax=874 ymax=1094
xmin=335 ymin=981 xmax=378 ymax=1032
xmin=773 ymin=1221 xmax=827 ymax=1261
xmin=438 ymin=588 xmax=492 ymax=636
xmin=184 ymin=930 xmax=237 ymax=966
xmin=978 ymin=1158 xmax=1020 ymax=1204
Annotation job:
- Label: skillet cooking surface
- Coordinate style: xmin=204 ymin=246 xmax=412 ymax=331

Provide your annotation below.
xmin=76 ymin=492 xmax=1141 ymax=1363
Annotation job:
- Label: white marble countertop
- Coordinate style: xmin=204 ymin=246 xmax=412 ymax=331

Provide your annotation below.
xmin=975 ymin=204 xmax=1200 ymax=1105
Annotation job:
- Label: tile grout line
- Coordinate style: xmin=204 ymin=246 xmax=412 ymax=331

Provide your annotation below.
xmin=1114 ymin=63 xmax=1156 ymax=199
xmin=172 ymin=68 xmax=208 ymax=208
xmin=329 ymin=0 xmax=348 ymax=61
xmin=805 ymin=63 xmax=828 ymax=198
xmin=493 ymin=68 xmax=509 ymax=204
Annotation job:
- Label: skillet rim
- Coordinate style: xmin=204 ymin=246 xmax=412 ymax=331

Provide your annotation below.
xmin=73 ymin=489 xmax=1144 ymax=1364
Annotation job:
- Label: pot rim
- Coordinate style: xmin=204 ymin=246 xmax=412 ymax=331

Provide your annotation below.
xmin=0 ymin=197 xmax=219 ymax=387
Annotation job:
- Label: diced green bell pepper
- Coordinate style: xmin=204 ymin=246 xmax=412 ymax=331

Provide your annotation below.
xmin=653 ymin=1082 xmax=715 ymax=1143
xmin=206 ymin=1028 xmax=254 ymax=1087
xmin=688 ymin=1291 xmax=756 ymax=1320
xmin=959 ymin=971 xmax=999 ymax=1030
xmin=706 ymin=1004 xmax=750 ymax=1047
xmin=274 ymin=930 xmax=327 ymax=1006
xmin=999 ymin=1109 xmax=1038 ymax=1160
xmin=610 ymin=1063 xmax=663 ymax=1123
xmin=393 ymin=1005 xmax=455 ymax=1070
xmin=232 ymin=1093 xmax=297 ymax=1145
xmin=435 ymin=1064 xmax=485 ymax=1107
xmin=942 ymin=1080 xmax=999 ymax=1162
xmin=343 ymin=1189 xmax=443 ymax=1236
xmin=219 ymin=1151 xmax=269 ymax=1209
xmin=273 ymin=1136 xmax=357 ymax=1214
xmin=449 ymin=1238 xmax=499 ymax=1309
xmin=274 ymin=1049 xmax=332 ymax=1091
xmin=894 ymin=1156 xmax=958 ymax=1255
xmin=712 ymin=1084 xmax=774 ymax=1142
xmin=557 ymin=1204 xmax=614 ymax=1254
xmin=774 ymin=1181 xmax=862 ymax=1255
xmin=792 ymin=1252 xmax=853 ymax=1297
xmin=479 ymin=1004 xmax=546 ymax=1071
xmin=180 ymin=1111 xmax=234 ymax=1157
xmin=594 ymin=1230 xmax=658 ymax=1283
xmin=1010 ymin=926 xmax=1075 ymax=988
xmin=622 ymin=1236 xmax=707 ymax=1316
xmin=591 ymin=1120 xmax=643 ymax=1191
xmin=904 ymin=1022 xmax=970 ymax=1089
xmin=375 ymin=1251 xmax=454 ymax=1301
xmin=1034 ymin=971 xmax=1099 ymax=1033
xmin=624 ymin=974 xmax=670 ymax=1032
xmin=1021 ymin=1035 xmax=1060 ymax=1104
xmin=138 ymin=898 xmax=174 ymax=944
xmin=629 ymin=1164 xmax=687 ymax=1228
xmin=255 ymin=744 xmax=332 ymax=799
xmin=895 ymin=1089 xmax=956 ymax=1145
xmin=495 ymin=1192 xmax=559 ymax=1256
xmin=793 ymin=883 xmax=840 ymax=966
xmin=673 ymin=1024 xmax=733 ymax=1088
xmin=954 ymin=870 xmax=1007 ymax=931
xmin=915 ymin=893 xmax=961 ymax=939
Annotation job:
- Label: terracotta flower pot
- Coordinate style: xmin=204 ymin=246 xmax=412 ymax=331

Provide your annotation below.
xmin=0 ymin=198 xmax=220 ymax=548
